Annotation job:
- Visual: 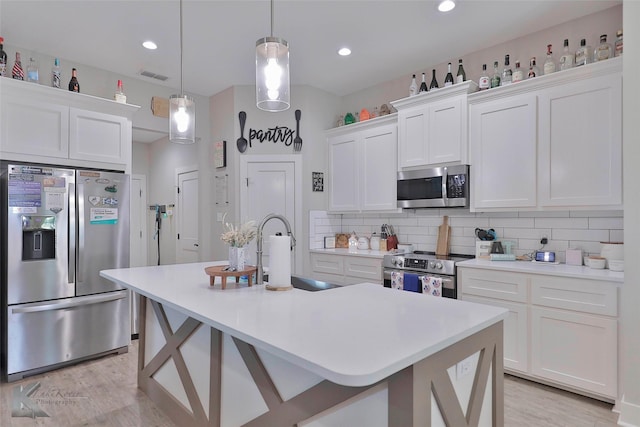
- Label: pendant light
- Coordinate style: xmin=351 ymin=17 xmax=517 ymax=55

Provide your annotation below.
xmin=255 ymin=0 xmax=290 ymax=112
xmin=169 ymin=0 xmax=195 ymax=144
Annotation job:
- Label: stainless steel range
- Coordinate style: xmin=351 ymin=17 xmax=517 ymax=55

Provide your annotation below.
xmin=382 ymin=251 xmax=474 ymax=299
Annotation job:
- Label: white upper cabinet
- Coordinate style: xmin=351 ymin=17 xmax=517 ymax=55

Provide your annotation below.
xmin=469 ymin=94 xmax=538 ymax=209
xmin=392 ymin=81 xmax=477 ymax=169
xmin=327 ymin=115 xmax=398 ymax=213
xmin=0 ymin=78 xmax=139 ymax=172
xmin=537 ymin=73 xmax=622 ymax=207
xmin=468 ymin=57 xmax=622 ymax=211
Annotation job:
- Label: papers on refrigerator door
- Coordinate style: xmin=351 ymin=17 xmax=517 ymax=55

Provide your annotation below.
xmin=90 ymin=208 xmax=118 ymax=224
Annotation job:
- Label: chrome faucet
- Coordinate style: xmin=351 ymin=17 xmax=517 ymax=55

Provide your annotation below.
xmin=256 ymin=213 xmax=296 ymax=285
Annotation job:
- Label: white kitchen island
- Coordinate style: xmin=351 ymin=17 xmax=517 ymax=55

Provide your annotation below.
xmin=101 ymin=261 xmax=507 ymax=427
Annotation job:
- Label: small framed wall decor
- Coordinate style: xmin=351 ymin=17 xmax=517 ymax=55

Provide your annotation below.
xmin=214 ymin=140 xmax=227 ymax=168
xmin=324 ymin=236 xmax=336 ymax=249
xmin=312 ymin=172 xmax=324 ymax=192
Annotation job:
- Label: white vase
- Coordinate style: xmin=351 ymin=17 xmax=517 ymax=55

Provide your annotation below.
xmin=228 ymin=246 xmax=246 ymax=271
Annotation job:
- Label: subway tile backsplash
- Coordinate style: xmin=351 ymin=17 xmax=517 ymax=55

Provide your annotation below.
xmin=309 ymin=209 xmax=623 ymax=262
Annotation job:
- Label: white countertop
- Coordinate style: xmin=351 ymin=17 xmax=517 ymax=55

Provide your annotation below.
xmin=101 ymin=261 xmax=507 ymax=387
xmin=310 ymin=248 xmax=402 ymax=259
xmin=458 ymin=259 xmax=624 ymax=284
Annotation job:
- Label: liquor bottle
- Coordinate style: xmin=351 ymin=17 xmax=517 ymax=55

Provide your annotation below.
xmin=478 ymin=64 xmax=490 ymax=90
xmin=543 ymin=44 xmax=556 ymax=75
xmin=409 ymin=74 xmax=418 ymax=96
xmin=444 ymin=62 xmax=454 ymax=87
xmin=419 ymin=73 xmax=428 ymax=93
xmin=11 ymin=52 xmax=24 ymax=80
xmin=559 ymin=39 xmax=574 ymax=71
xmin=429 ymin=69 xmax=439 ymax=90
xmin=527 ymin=57 xmax=540 ymax=79
xmin=114 ymin=79 xmax=126 ymax=103
xmin=501 ymin=54 xmax=512 ymax=86
xmin=0 ymin=37 xmax=7 ymax=77
xmin=26 ymin=57 xmax=39 ymax=83
xmin=575 ymin=38 xmax=592 ymax=66
xmin=456 ymin=59 xmax=466 ymax=83
xmin=68 ymin=67 xmax=80 ymax=92
xmin=614 ymin=30 xmax=623 ymax=57
xmin=490 ymin=61 xmax=501 ymax=88
xmin=51 ymin=58 xmax=61 ymax=88
xmin=512 ymin=60 xmax=524 ymax=83
xmin=594 ymin=34 xmax=612 ymax=62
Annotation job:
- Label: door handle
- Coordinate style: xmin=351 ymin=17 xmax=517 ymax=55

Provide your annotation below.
xmin=12 ymin=290 xmax=128 ymax=314
xmin=194 ymin=243 xmax=199 ymax=247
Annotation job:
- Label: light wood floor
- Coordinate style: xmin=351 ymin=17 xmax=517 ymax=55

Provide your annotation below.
xmin=0 ymin=340 xmax=619 ymax=427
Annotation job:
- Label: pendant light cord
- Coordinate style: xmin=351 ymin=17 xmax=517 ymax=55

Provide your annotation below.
xmin=270 ymin=0 xmax=274 ymax=37
xmin=179 ymin=0 xmax=184 ymax=96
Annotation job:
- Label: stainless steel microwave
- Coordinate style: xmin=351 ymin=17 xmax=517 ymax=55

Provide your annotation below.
xmin=397 ymin=165 xmax=469 ymax=209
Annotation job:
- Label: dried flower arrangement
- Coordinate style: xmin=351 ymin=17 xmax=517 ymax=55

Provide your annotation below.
xmin=220 ymin=215 xmax=257 ymax=247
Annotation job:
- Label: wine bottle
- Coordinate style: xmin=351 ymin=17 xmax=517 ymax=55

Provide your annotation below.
xmin=68 ymin=67 xmax=80 ymax=92
xmin=419 ymin=72 xmax=428 ymax=93
xmin=478 ymin=64 xmax=490 ymax=90
xmin=594 ymin=34 xmax=612 ymax=62
xmin=559 ymin=39 xmax=574 ymax=71
xmin=409 ymin=74 xmax=418 ymax=96
xmin=456 ymin=59 xmax=466 ymax=83
xmin=543 ymin=44 xmax=556 ymax=75
xmin=429 ymin=69 xmax=439 ymax=90
xmin=0 ymin=37 xmax=7 ymax=77
xmin=51 ymin=58 xmax=61 ymax=88
xmin=501 ymin=54 xmax=512 ymax=86
xmin=12 ymin=52 xmax=24 ymax=80
xmin=444 ymin=62 xmax=454 ymax=87
xmin=527 ymin=57 xmax=540 ymax=79
xmin=490 ymin=61 xmax=500 ymax=88
xmin=114 ymin=79 xmax=126 ymax=103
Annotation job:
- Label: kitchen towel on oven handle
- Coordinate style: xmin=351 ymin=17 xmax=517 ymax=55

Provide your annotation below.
xmin=402 ymin=272 xmax=420 ymax=293
xmin=421 ymin=276 xmax=442 ymax=297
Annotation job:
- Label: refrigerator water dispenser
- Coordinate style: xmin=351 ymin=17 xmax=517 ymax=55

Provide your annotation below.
xmin=22 ymin=215 xmax=56 ymax=260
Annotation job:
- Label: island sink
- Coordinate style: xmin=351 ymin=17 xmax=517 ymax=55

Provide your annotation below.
xmin=263 ymin=274 xmax=340 ymax=292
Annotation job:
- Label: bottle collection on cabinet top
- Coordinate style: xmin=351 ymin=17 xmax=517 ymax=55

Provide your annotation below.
xmin=473 ymin=31 xmax=621 ymax=91
xmin=408 ymin=59 xmax=467 ymax=96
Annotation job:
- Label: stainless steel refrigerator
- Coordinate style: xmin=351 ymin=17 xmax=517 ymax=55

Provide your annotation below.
xmin=1 ymin=162 xmax=130 ymax=381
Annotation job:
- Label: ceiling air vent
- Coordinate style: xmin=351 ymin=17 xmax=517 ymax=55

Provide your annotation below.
xmin=139 ymin=70 xmax=169 ymax=81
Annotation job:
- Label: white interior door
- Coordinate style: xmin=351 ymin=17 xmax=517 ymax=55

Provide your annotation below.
xmin=176 ymin=168 xmax=199 ymax=263
xmin=130 ymin=175 xmax=148 ymax=268
xmin=240 ymin=158 xmax=297 ymax=271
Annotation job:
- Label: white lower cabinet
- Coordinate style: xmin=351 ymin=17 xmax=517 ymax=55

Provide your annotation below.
xmin=310 ymin=252 xmax=382 ymax=286
xmin=531 ymin=306 xmax=617 ymax=398
xmin=459 ymin=266 xmax=618 ymax=400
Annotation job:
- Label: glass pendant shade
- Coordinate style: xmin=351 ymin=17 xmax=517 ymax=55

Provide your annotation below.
xmin=256 ymin=36 xmax=290 ymax=112
xmin=169 ymin=94 xmax=196 ymax=144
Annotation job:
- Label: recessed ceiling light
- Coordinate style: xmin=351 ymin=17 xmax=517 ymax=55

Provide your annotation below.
xmin=338 ymin=47 xmax=351 ymax=56
xmin=438 ymin=0 xmax=456 ymax=12
xmin=143 ymin=41 xmax=158 ymax=50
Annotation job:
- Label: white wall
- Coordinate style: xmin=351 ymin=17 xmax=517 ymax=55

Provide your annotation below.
xmin=208 ymin=84 xmax=340 ymax=273
xmin=619 ymin=1 xmax=640 ymax=425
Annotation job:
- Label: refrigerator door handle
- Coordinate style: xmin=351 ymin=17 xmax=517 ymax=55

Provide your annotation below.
xmin=68 ymin=182 xmax=76 ymax=284
xmin=77 ymin=180 xmax=85 ymax=284
xmin=11 ymin=290 xmax=128 ymax=314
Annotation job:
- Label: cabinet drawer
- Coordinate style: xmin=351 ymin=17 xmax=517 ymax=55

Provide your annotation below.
xmin=311 ymin=254 xmax=343 ymax=276
xmin=459 ymin=268 xmax=528 ymax=303
xmin=344 ymin=257 xmax=382 ymax=282
xmin=531 ymin=276 xmax=617 ymax=316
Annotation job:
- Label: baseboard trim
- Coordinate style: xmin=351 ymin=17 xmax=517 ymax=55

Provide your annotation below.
xmin=617 ymin=394 xmax=640 ymax=427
